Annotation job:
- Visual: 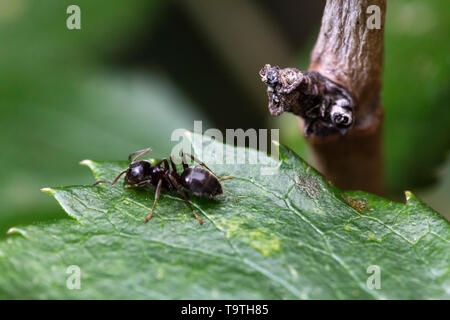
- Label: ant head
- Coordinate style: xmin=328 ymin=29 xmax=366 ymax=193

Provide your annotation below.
xmin=124 ymin=161 xmax=151 ymax=184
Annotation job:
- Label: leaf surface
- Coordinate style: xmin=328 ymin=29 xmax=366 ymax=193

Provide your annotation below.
xmin=0 ymin=134 xmax=448 ymax=299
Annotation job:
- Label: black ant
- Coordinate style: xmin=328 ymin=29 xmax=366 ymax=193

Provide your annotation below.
xmin=93 ymin=148 xmax=232 ymax=224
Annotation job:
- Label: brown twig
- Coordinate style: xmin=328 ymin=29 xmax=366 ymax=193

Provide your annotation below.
xmin=260 ymin=0 xmax=386 ymax=195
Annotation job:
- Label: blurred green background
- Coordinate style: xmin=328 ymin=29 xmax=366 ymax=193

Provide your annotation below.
xmin=0 ymin=0 xmax=448 ymax=236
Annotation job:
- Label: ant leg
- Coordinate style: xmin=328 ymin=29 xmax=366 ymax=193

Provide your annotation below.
xmin=180 ymin=153 xmax=189 ymax=170
xmin=128 ymin=147 xmax=152 ymax=162
xmin=125 ymin=179 xmax=152 ymax=189
xmin=154 ymin=158 xmax=170 ymax=170
xmin=169 ymin=155 xmax=178 ymax=173
xmin=144 ymin=179 xmax=163 ymax=223
xmin=93 ymin=170 xmax=127 ymax=186
xmin=181 ymin=152 xmax=213 ymax=172
xmin=166 ymin=174 xmax=203 ymax=224
xmin=181 ymin=152 xmax=232 ymax=181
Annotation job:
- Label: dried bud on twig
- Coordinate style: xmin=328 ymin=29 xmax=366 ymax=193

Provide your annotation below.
xmin=259 ymin=64 xmax=354 ymax=137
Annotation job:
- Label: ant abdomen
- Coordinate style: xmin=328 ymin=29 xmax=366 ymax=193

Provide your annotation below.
xmin=180 ymin=167 xmax=223 ymax=197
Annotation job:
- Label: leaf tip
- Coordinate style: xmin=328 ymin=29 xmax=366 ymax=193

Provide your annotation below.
xmin=404 ymin=190 xmax=413 ymax=202
xmin=40 ymin=187 xmax=52 ymax=194
xmin=7 ymin=227 xmax=28 ymax=238
xmin=80 ymin=159 xmax=92 ymax=166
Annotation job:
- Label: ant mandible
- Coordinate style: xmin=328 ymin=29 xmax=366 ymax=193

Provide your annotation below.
xmin=93 ymin=148 xmax=232 ymax=224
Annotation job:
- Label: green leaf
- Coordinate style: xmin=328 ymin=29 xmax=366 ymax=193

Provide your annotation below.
xmin=0 ymin=134 xmax=449 ymax=299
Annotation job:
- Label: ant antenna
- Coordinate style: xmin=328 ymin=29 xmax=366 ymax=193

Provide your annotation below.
xmin=92 ymin=169 xmax=127 ymax=186
xmin=128 ymin=147 xmax=152 ymax=163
